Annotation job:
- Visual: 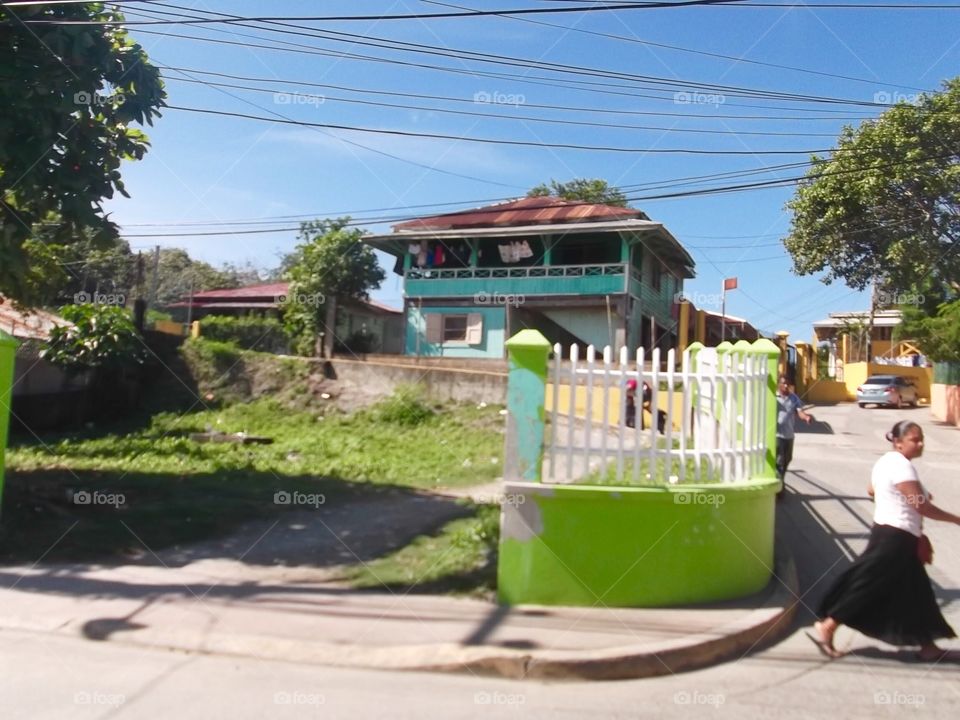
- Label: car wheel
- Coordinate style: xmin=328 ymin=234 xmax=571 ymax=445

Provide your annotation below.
xmin=858 ymin=402 xmax=866 ymax=408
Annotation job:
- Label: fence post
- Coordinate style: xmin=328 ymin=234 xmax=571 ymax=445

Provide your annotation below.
xmin=0 ymin=330 xmax=18 ymax=512
xmin=504 ymin=329 xmax=552 ymax=482
xmin=751 ymin=338 xmax=781 ymax=480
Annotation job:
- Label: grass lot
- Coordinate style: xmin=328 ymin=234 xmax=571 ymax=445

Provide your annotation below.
xmin=1 ymin=388 xmax=505 ymax=590
xmin=345 ymin=503 xmax=500 ymax=598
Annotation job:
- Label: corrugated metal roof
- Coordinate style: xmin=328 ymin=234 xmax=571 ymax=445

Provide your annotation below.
xmin=190 ymin=282 xmax=289 ymax=300
xmin=0 ymin=298 xmax=70 ymax=340
xmin=393 ymin=197 xmax=643 ymax=231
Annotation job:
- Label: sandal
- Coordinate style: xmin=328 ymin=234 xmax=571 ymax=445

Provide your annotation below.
xmin=805 ymin=631 xmax=843 ymax=659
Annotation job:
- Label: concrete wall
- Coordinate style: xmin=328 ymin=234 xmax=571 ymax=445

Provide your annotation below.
xmin=329 ymin=356 xmax=507 ymax=405
xmin=498 ymin=479 xmax=778 ymax=607
xmin=931 ymin=384 xmax=960 ymax=427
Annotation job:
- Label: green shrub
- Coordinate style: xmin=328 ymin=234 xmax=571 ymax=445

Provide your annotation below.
xmin=199 ymin=315 xmax=289 ymax=353
xmin=42 ymin=303 xmax=146 ymax=374
xmin=372 ymin=384 xmax=434 ymax=426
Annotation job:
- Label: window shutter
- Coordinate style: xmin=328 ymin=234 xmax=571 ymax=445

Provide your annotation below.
xmin=425 ymin=313 xmax=443 ymax=343
xmin=466 ymin=313 xmax=483 ymax=345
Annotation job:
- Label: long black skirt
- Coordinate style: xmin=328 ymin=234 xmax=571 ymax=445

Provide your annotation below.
xmin=818 ymin=524 xmax=956 ymax=647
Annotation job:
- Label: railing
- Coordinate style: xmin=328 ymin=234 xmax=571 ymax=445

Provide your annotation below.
xmin=547 ymin=343 xmax=774 ymax=485
xmin=405 ymin=262 xmax=628 ymax=281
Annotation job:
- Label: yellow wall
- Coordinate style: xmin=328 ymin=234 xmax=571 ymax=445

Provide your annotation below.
xmin=803 ymin=379 xmax=850 ymax=404
xmin=545 ymin=383 xmax=684 ymax=430
xmin=153 ymin=320 xmax=186 ymax=336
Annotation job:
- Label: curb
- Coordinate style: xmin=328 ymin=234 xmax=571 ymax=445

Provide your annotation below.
xmin=32 ymin=549 xmax=797 ymax=682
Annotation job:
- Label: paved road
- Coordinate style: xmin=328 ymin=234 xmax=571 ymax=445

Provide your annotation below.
xmin=2 ymin=402 xmax=958 ymax=719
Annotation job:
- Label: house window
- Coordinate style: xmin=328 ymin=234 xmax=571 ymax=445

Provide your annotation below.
xmin=443 ymin=314 xmax=468 ymax=342
xmin=425 ymin=312 xmax=484 ymax=345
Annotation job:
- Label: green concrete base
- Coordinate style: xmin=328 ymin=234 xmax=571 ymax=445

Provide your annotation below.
xmin=497 ymin=479 xmax=778 ymax=607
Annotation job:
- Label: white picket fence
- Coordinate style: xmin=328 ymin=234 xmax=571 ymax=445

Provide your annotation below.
xmin=547 ymin=344 xmax=773 ymax=485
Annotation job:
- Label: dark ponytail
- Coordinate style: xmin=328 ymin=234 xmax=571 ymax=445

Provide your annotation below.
xmin=886 ymin=420 xmax=921 ymax=443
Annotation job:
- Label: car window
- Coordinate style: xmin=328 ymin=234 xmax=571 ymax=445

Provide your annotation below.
xmin=864 ymin=377 xmax=891 ymax=385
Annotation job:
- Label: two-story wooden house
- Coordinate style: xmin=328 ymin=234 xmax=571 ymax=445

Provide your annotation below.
xmin=364 ymin=197 xmax=695 ymax=358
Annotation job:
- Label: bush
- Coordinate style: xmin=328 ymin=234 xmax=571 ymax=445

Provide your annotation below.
xmin=372 ymin=384 xmax=434 ymax=426
xmin=335 ymin=329 xmax=378 ymax=355
xmin=42 ymin=304 xmax=146 ymax=375
xmin=199 ymin=315 xmax=290 ymax=353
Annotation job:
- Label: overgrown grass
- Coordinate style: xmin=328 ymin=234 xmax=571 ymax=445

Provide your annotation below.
xmin=1 ymin=391 xmax=506 ymax=564
xmin=345 ymin=502 xmax=500 ymax=598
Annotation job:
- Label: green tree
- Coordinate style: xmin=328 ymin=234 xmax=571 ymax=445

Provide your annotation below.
xmin=41 ymin=303 xmax=145 ymax=375
xmin=527 ymin=178 xmax=629 ymax=207
xmin=154 ymin=248 xmax=241 ymax=307
xmin=283 ymin=218 xmax=385 ymax=357
xmin=784 ymin=78 xmax=960 ymax=294
xmin=0 ymin=2 xmax=166 ymax=304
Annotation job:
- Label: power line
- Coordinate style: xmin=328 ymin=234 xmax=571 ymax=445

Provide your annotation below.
xmin=162 ymin=75 xmax=840 ymax=138
xmin=155 ymin=65 xmax=877 ymax=122
xmin=167 ymin=103 xmax=880 ymax=156
xmin=17 ymin=1 xmax=960 ymax=23
xmin=127 ymin=3 xmax=900 ymax=109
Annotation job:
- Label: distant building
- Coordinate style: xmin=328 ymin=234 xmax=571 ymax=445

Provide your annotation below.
xmin=364 ymin=196 xmax=696 ymax=358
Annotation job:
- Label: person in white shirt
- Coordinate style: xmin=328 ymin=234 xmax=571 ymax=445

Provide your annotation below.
xmin=809 ymin=420 xmax=960 ymax=661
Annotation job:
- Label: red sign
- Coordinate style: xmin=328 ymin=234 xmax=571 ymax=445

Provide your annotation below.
xmin=723 ymin=277 xmax=738 ymax=291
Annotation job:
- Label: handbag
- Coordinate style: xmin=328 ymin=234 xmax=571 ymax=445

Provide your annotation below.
xmin=917 ymin=534 xmax=933 ymax=565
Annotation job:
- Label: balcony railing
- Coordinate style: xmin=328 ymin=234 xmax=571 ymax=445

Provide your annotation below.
xmin=405 ymin=263 xmax=629 ymax=281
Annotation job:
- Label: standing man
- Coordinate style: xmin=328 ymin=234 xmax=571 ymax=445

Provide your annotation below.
xmin=777 ymin=375 xmax=813 ymax=492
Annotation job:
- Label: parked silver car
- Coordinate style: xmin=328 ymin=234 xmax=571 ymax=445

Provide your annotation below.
xmin=857 ymin=375 xmax=918 ymax=408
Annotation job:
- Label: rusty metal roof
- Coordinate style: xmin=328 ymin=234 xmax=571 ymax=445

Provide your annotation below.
xmin=189 ymin=282 xmax=290 ymax=300
xmin=393 ymin=197 xmax=644 ymax=231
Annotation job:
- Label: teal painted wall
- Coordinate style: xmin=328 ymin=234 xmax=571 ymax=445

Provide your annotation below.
xmin=405 ymin=273 xmax=626 ymax=299
xmin=498 ymin=479 xmax=778 ymax=607
xmin=406 ymin=305 xmax=506 ymax=358
xmin=541 ymin=308 xmax=615 ymax=349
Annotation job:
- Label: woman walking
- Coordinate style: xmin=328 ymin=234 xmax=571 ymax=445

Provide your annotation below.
xmin=810 ymin=420 xmax=960 ymax=661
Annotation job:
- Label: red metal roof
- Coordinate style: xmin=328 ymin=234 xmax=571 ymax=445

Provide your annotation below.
xmin=393 ymin=197 xmax=644 ymax=231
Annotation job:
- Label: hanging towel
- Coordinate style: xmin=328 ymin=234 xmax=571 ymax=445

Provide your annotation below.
xmin=434 ymin=244 xmax=445 ymax=266
xmin=417 ymin=239 xmax=429 ymax=268
xmin=408 ymin=243 xmax=420 ymax=255
xmin=498 ymin=243 xmax=513 ymax=263
xmin=517 ymin=239 xmax=533 ymax=259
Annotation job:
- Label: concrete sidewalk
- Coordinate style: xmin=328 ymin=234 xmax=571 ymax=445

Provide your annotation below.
xmin=0 ymin=546 xmax=797 ymax=681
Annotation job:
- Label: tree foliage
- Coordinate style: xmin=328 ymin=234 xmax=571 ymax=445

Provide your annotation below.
xmin=0 ymin=2 xmax=166 ymax=303
xmin=527 ymin=178 xmax=628 ymax=207
xmin=282 ymin=218 xmax=385 ymax=355
xmin=41 ymin=303 xmax=146 ymax=375
xmin=153 ymin=248 xmax=257 ymax=307
xmin=784 ymin=78 xmax=960 ymax=293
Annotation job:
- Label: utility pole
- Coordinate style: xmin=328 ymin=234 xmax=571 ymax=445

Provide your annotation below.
xmin=147 ymin=245 xmax=160 ymax=310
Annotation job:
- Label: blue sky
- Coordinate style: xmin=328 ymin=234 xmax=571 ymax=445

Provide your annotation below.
xmin=103 ymin=0 xmax=960 ymax=341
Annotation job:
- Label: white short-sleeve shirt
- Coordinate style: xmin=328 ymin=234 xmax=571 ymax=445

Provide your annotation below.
xmin=871 ymin=451 xmax=924 ymax=537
